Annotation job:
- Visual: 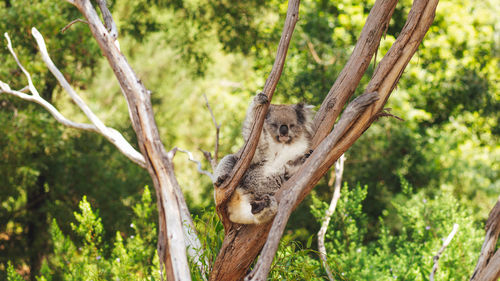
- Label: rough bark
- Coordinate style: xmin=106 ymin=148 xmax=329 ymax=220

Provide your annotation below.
xmin=470 ymin=197 xmax=500 ymax=281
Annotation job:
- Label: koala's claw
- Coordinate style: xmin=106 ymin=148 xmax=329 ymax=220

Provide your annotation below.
xmin=214 ymin=174 xmax=229 ymax=187
xmin=250 ymin=195 xmax=271 ymax=214
xmin=305 ymin=149 xmax=314 ymax=158
xmin=255 ymin=92 xmax=269 ymax=105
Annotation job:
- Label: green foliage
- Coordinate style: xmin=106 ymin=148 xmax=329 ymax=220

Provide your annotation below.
xmin=311 ymin=181 xmax=483 ymax=280
xmin=6 ymin=262 xmax=24 ymax=281
xmin=37 ymin=187 xmax=160 ymax=281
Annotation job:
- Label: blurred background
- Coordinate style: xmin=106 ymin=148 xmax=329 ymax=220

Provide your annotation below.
xmin=1 ymin=0 xmax=498 ymax=280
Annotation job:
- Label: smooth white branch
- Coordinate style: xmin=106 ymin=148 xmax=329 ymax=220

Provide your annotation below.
xmin=31 ymin=28 xmax=145 ymax=168
xmin=172 ymin=147 xmax=214 ymax=181
xmin=318 ymin=154 xmax=345 ymax=281
xmin=1 ymin=31 xmax=146 ymax=168
xmin=430 ymin=223 xmax=459 ymax=281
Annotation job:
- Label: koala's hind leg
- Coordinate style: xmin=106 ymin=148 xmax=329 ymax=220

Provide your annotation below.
xmin=227 ymin=189 xmax=278 ymax=224
xmin=213 ymin=154 xmax=238 ymax=187
xmin=251 ymin=194 xmax=278 ymax=224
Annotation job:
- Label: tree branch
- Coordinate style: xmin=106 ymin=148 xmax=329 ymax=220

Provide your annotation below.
xmin=1 ymin=31 xmax=145 ymax=168
xmin=430 ymin=223 xmax=459 ymax=281
xmin=31 ymin=28 xmax=146 ymax=168
xmin=172 ymin=147 xmax=214 ymax=181
xmin=214 ymin=0 xmax=301 ymax=231
xmin=470 ymin=197 xmax=500 ymax=281
xmin=68 ymin=0 xmax=192 ymax=279
xmin=95 ymin=0 xmax=118 ymax=40
xmin=311 ymin=0 xmax=398 ymax=148
xmin=318 ymin=154 xmax=345 ymax=281
xmin=203 ymin=94 xmax=220 ymax=170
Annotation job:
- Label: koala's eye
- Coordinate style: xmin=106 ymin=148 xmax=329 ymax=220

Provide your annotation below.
xmin=290 ymin=124 xmax=295 ymax=128
xmin=271 ymin=123 xmax=278 ymax=128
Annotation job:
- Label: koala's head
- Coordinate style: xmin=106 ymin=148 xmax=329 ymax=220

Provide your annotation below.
xmin=264 ymin=103 xmax=314 ymax=144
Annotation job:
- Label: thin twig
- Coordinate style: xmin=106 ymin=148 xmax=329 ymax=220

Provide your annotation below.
xmin=4 ymin=33 xmax=38 ymax=96
xmin=430 ymin=223 xmax=459 ymax=281
xmin=306 ymin=40 xmax=335 ymax=66
xmin=318 ymin=154 xmax=345 ymax=281
xmin=172 ymin=147 xmax=214 ymax=181
xmin=61 ymin=18 xmax=88 ymax=33
xmin=203 ymin=94 xmax=220 ymax=169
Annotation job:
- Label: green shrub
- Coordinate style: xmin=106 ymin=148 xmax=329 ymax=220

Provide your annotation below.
xmin=311 ymin=181 xmax=484 ymax=281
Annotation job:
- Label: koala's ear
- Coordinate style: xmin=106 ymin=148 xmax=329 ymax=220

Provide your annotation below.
xmin=294 ymin=103 xmax=314 ymax=124
xmin=265 ymin=106 xmax=272 ymax=119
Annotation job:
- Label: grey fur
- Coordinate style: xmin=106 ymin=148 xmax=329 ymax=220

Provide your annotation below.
xmin=214 ymin=92 xmax=314 ymax=224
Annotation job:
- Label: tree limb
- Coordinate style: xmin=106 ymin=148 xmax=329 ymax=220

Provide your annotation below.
xmin=470 ymin=197 xmax=500 ymax=281
xmin=430 ymin=223 xmax=459 ymax=281
xmin=31 ymin=28 xmax=146 ymax=168
xmin=318 ymin=154 xmax=345 ymax=281
xmin=203 ymin=94 xmax=220 ymax=170
xmin=311 ymin=0 xmax=398 ymax=148
xmin=67 ymin=0 xmax=192 ymax=279
xmin=214 ymin=0 xmax=301 ymax=231
xmin=1 ymin=31 xmax=145 ymax=168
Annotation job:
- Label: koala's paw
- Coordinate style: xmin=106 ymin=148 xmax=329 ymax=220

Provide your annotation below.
xmin=214 ymin=173 xmax=229 ymax=187
xmin=255 ymin=92 xmax=269 ymax=105
xmin=251 ymin=195 xmax=278 ymax=224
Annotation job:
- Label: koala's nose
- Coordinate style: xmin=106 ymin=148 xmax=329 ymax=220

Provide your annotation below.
xmin=279 ymin=125 xmax=288 ymax=136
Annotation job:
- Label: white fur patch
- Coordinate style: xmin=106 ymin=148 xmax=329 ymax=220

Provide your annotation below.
xmin=228 ymin=189 xmax=258 ymax=224
xmin=262 ymin=135 xmax=309 ymax=177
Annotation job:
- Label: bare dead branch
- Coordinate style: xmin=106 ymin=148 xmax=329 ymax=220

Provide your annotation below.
xmin=318 ymin=154 xmax=345 ymax=281
xmin=470 ymin=197 xmax=500 ymax=281
xmin=61 ymin=18 xmax=88 ymax=33
xmin=213 ymin=0 xmax=301 ymax=232
xmin=3 ymin=32 xmax=38 ymax=96
xmin=68 ymin=0 xmax=191 ymax=279
xmin=31 ymin=27 xmax=146 ymax=168
xmin=203 ymin=94 xmax=220 ymax=170
xmin=247 ymin=92 xmax=379 ymax=281
xmin=0 ymin=81 xmax=97 ymax=131
xmin=430 ymin=223 xmax=459 ymax=281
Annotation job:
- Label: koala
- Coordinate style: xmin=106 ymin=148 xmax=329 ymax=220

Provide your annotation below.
xmin=214 ymin=92 xmax=314 ymax=224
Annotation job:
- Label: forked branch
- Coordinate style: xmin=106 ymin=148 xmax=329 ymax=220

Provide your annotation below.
xmin=0 ymin=31 xmax=145 ymax=168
